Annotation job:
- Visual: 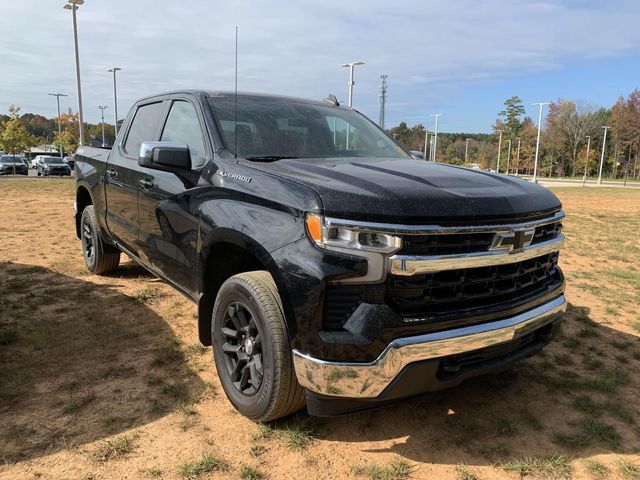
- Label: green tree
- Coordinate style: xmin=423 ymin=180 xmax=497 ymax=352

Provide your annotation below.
xmin=497 ymin=96 xmax=526 ymax=139
xmin=0 ymin=105 xmax=32 ymax=155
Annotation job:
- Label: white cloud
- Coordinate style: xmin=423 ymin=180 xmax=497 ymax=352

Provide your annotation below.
xmin=1 ymin=0 xmax=639 ymax=128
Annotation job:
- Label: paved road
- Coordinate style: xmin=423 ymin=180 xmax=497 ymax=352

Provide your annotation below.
xmin=519 ymin=176 xmax=640 ymax=188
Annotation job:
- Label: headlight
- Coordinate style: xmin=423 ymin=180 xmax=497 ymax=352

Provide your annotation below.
xmin=306 ymin=213 xmax=402 ymax=283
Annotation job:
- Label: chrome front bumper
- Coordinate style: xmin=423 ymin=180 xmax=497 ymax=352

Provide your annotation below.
xmin=293 ymin=295 xmax=566 ymax=398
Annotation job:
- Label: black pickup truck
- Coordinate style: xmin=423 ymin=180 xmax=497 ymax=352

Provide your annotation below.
xmin=74 ymin=90 xmax=566 ymax=421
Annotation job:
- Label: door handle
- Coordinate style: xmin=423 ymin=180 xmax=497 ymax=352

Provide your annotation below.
xmin=106 ymin=169 xmax=117 ymax=178
xmin=139 ymin=178 xmax=154 ymax=189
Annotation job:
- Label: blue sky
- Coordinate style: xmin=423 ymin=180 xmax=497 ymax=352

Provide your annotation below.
xmin=1 ymin=0 xmax=639 ymax=133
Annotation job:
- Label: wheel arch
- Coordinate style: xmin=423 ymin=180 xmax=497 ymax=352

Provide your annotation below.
xmin=197 ymin=231 xmax=296 ymax=346
xmin=75 ymin=183 xmax=93 ymax=239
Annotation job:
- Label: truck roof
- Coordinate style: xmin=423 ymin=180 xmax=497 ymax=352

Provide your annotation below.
xmin=135 ymin=89 xmax=332 ymax=107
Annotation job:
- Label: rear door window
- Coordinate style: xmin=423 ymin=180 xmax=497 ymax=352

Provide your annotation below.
xmin=123 ymin=102 xmax=164 ymax=157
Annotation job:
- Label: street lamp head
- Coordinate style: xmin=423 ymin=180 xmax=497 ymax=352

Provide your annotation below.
xmin=63 ymin=0 xmax=83 ymax=9
xmin=340 ymin=61 xmax=365 ymax=67
xmin=108 ymin=67 xmax=122 ymax=73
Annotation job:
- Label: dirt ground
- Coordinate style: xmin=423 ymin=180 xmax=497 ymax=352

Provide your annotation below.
xmin=0 ymin=179 xmax=639 ymax=480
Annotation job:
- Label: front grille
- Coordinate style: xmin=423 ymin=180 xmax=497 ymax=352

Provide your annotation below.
xmin=397 ymin=219 xmax=563 ymax=256
xmin=398 ymin=232 xmax=495 ymax=256
xmin=532 ymin=221 xmax=563 ymax=244
xmin=387 ymin=252 xmax=561 ymax=317
xmin=322 ymin=253 xmax=562 ymax=331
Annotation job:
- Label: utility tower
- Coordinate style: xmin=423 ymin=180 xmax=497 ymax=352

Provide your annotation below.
xmin=379 ymin=75 xmax=388 ymax=129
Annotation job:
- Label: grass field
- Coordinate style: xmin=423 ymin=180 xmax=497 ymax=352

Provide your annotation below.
xmin=0 ymin=179 xmax=639 ymax=479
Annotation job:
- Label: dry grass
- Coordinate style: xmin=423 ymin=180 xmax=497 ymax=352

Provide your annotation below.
xmin=1 ymin=179 xmax=639 ymax=479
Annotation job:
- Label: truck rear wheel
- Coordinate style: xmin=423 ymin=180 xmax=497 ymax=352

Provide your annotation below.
xmin=80 ymin=205 xmax=121 ymax=275
xmin=211 ymin=271 xmax=305 ymax=421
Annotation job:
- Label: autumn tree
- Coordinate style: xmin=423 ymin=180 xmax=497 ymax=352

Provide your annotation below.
xmin=544 ymin=100 xmax=604 ymax=176
xmin=0 ymin=105 xmax=32 ymax=155
xmin=53 ymin=109 xmax=81 ymax=155
xmin=609 ymin=90 xmax=640 ymax=179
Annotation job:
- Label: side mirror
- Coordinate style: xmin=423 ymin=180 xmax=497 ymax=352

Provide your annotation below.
xmin=139 ymin=142 xmax=191 ymax=171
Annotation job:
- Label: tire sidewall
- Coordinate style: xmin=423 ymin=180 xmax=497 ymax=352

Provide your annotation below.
xmin=212 ymin=280 xmax=277 ymax=419
xmin=81 ymin=206 xmax=98 ymax=272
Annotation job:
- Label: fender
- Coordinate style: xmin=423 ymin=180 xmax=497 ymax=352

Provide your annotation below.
xmin=196 ymin=226 xmax=299 ymax=345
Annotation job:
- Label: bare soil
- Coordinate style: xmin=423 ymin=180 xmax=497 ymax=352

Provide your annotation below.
xmin=0 ymin=179 xmax=639 ymax=480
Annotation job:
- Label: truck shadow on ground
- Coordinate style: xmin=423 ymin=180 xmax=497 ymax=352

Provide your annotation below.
xmin=313 ymin=303 xmax=640 ymax=465
xmin=0 ymin=261 xmax=205 ymax=463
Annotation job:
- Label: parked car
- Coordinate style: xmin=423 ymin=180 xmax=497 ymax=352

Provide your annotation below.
xmin=31 ymin=155 xmax=45 ymax=168
xmin=0 ymin=155 xmax=29 ymax=175
xmin=409 ymin=150 xmax=425 ymax=160
xmin=37 ymin=156 xmax=71 ymax=176
xmin=74 ymin=90 xmax=566 ymax=421
xmin=63 ymin=155 xmax=75 ymax=170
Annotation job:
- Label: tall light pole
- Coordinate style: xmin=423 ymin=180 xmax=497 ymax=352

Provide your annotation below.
xmin=597 ymin=126 xmax=609 ymax=185
xmin=465 ymin=138 xmax=470 ymax=163
xmin=64 ymin=0 xmax=85 ymax=146
xmin=431 ymin=114 xmax=443 ymax=162
xmin=340 ymin=61 xmax=364 ymax=151
xmin=340 ymin=61 xmax=365 ymax=108
xmin=48 ymin=93 xmax=68 ymax=157
xmin=98 ymin=105 xmax=108 ymax=146
xmin=515 ymin=137 xmax=521 ymax=175
xmin=378 ymin=74 xmax=388 ymax=129
xmin=423 ymin=129 xmax=429 ymax=160
xmin=495 ymin=129 xmax=503 ymax=172
xmin=582 ymin=135 xmax=591 ymax=187
xmin=108 ymin=67 xmax=122 ymax=137
xmin=532 ymin=102 xmax=549 ymax=183
xmin=506 ymin=139 xmax=512 ymax=174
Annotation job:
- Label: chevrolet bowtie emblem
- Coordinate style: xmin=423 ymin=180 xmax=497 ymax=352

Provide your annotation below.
xmin=491 ymin=228 xmax=536 ymax=253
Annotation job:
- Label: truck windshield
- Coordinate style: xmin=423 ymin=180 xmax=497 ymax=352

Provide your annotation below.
xmin=209 ymin=96 xmax=409 ymax=160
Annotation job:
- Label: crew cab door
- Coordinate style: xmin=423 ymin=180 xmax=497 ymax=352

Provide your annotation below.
xmin=104 ymin=100 xmax=165 ymax=254
xmin=136 ymin=97 xmax=210 ymax=294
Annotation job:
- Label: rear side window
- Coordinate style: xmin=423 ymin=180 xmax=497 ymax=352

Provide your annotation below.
xmin=123 ymin=102 xmax=164 ymax=156
xmin=160 ymin=100 xmax=207 ymax=167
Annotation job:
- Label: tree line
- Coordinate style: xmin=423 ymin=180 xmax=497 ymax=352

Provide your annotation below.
xmin=0 ymin=106 xmax=116 ymax=156
xmin=389 ymin=91 xmax=640 ymax=180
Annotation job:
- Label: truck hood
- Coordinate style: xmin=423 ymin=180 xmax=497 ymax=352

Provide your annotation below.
xmin=250 ymin=157 xmax=562 ymax=224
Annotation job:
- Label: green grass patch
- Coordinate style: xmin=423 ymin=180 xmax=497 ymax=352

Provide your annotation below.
xmin=132 ymin=287 xmax=163 ymax=304
xmin=239 ymin=464 xmax=265 ymax=480
xmin=616 ymin=459 xmax=640 ymax=480
xmin=258 ymin=415 xmax=316 ymax=450
xmin=180 ymin=453 xmax=229 ymax=479
xmin=583 ymin=459 xmax=609 ymax=479
xmin=352 ymin=459 xmax=412 ymax=480
xmin=454 ymin=465 xmax=478 ymax=480
xmin=501 ymin=455 xmax=572 ymax=479
xmin=91 ymin=435 xmax=137 ymax=462
xmin=63 ymin=392 xmax=96 ymax=414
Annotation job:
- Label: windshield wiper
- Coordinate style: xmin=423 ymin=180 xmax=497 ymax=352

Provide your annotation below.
xmin=245 ymin=155 xmax=300 ymax=162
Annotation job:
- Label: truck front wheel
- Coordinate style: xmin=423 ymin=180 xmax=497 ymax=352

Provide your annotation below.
xmin=211 ymin=271 xmax=305 ymax=421
xmin=80 ymin=205 xmax=121 ymax=275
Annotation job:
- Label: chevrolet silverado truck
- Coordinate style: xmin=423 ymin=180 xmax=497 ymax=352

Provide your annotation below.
xmin=74 ymin=90 xmax=566 ymax=421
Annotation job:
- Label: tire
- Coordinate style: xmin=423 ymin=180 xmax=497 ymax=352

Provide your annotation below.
xmin=80 ymin=205 xmax=121 ymax=275
xmin=211 ymin=271 xmax=305 ymax=422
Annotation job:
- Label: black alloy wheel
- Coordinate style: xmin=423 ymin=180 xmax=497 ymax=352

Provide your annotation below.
xmin=82 ymin=215 xmax=95 ymax=267
xmin=220 ymin=302 xmax=264 ymax=396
